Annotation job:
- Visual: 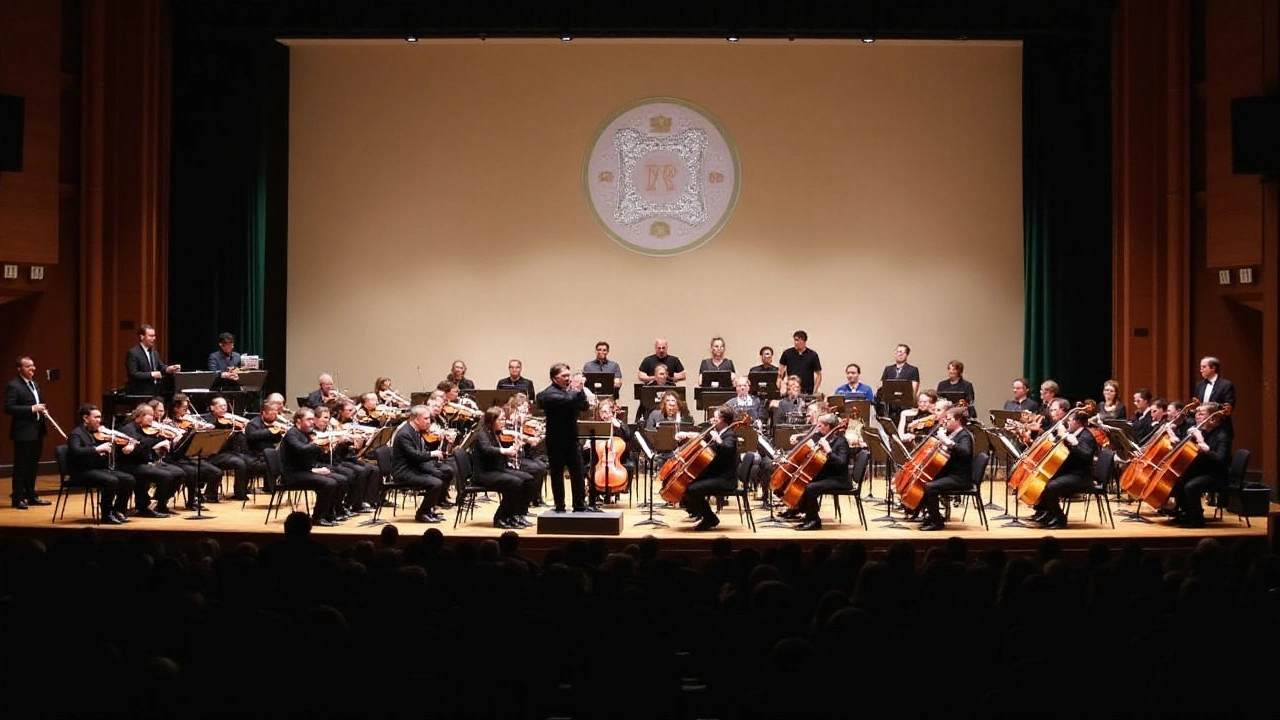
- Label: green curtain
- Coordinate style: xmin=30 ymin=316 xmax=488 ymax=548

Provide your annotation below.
xmin=1021 ymin=37 xmax=1114 ymax=401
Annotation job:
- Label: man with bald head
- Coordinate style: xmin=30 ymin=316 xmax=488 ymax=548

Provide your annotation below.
xmin=638 ymin=337 xmax=686 ymax=383
xmin=305 ymin=374 xmax=335 ymax=409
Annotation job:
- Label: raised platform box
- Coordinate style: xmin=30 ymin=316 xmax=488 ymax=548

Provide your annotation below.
xmin=537 ymin=509 xmax=624 ymax=536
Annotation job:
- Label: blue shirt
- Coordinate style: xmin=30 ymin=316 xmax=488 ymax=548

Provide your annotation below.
xmin=833 ymin=382 xmax=874 ymax=401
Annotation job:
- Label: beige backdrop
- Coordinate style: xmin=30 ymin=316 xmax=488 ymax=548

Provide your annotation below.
xmin=286 ymin=39 xmax=1024 ymax=415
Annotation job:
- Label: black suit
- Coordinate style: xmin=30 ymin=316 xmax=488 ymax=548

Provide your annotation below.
xmin=797 ymin=433 xmax=852 ymax=521
xmin=536 ymin=382 xmax=590 ymax=511
xmin=116 ymin=421 xmax=182 ymax=511
xmin=390 ymin=422 xmax=448 ymax=517
xmin=125 ymin=343 xmax=169 ymax=396
xmin=67 ymin=426 xmax=135 ymax=516
xmin=472 ymin=428 xmax=531 ymax=522
xmin=681 ymin=427 xmax=739 ymax=521
xmin=1170 ymin=425 xmax=1232 ymax=521
xmin=1033 ymin=426 xmax=1097 ymax=519
xmin=1192 ymin=376 xmax=1236 ymax=437
xmin=922 ymin=428 xmax=975 ymax=524
xmin=5 ymin=376 xmax=47 ymax=503
xmin=280 ymin=427 xmax=343 ymax=521
xmin=1131 ymin=409 xmax=1155 ymax=444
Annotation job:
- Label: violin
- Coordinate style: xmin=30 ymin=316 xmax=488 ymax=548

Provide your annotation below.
xmin=142 ymin=423 xmax=184 ymax=441
xmin=218 ymin=412 xmax=252 ymax=431
xmin=177 ymin=413 xmax=214 ymax=431
xmin=906 ymin=413 xmax=937 ymax=432
xmin=421 ymin=423 xmax=456 ymax=445
xmin=93 ymin=427 xmax=135 ymax=446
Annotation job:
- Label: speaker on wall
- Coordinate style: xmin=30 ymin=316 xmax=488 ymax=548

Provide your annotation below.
xmin=0 ymin=93 xmax=24 ymax=172
xmin=1231 ymin=95 xmax=1280 ymax=176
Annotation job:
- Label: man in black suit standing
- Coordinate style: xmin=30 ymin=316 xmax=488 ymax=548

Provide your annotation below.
xmin=5 ymin=356 xmax=52 ymax=509
xmin=536 ymin=363 xmax=591 ymax=512
xmin=1193 ymin=356 xmax=1235 ymax=437
xmin=125 ymin=324 xmax=180 ymax=396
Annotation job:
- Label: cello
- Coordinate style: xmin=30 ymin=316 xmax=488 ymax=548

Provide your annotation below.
xmin=1117 ymin=398 xmax=1198 ymax=502
xmin=1139 ymin=403 xmax=1232 ymax=510
xmin=779 ymin=417 xmax=851 ymax=508
xmin=1014 ymin=402 xmax=1096 ymax=506
xmin=658 ymin=414 xmax=750 ymax=504
xmin=591 ymin=421 xmax=629 ymax=494
xmin=1007 ymin=400 xmax=1095 ymax=491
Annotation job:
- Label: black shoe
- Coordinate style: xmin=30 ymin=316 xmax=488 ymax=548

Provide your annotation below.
xmin=920 ymin=520 xmax=946 ymax=531
xmin=203 ymin=495 xmax=221 ymax=504
xmin=313 ymin=518 xmax=338 ymax=527
xmin=27 ymin=497 xmax=51 ymax=507
xmin=511 ymin=516 xmax=533 ymax=528
xmin=12 ymin=500 xmax=28 ymax=510
xmin=416 ymin=514 xmax=443 ymax=524
xmin=693 ymin=516 xmax=721 ymax=531
xmin=113 ymin=511 xmax=131 ymax=524
xmin=1043 ymin=516 xmax=1068 ymax=530
xmin=101 ymin=513 xmax=123 ymax=525
xmin=530 ymin=499 xmax=546 ymax=507
xmin=154 ymin=505 xmax=174 ymax=516
xmin=134 ymin=507 xmax=165 ymax=519
xmin=1029 ymin=510 xmax=1049 ymax=523
xmin=494 ymin=517 xmax=515 ymax=529
xmin=796 ymin=519 xmax=822 ymax=531
xmin=779 ymin=508 xmax=801 ymax=519
xmin=1178 ymin=515 xmax=1206 ymax=529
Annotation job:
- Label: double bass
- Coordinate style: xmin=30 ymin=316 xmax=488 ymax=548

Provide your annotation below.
xmin=778 ymin=417 xmax=851 ymax=508
xmin=658 ymin=415 xmax=750 ymax=504
xmin=1117 ymin=398 xmax=1198 ymax=503
xmin=1139 ymin=403 xmax=1232 ymax=510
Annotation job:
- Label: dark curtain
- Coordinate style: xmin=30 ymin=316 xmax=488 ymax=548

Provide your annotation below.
xmin=1021 ymin=36 xmax=1113 ymax=401
xmin=168 ymin=25 xmax=288 ymax=393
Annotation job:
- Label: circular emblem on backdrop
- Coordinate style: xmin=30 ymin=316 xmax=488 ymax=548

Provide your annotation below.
xmin=583 ymin=97 xmax=740 ymax=256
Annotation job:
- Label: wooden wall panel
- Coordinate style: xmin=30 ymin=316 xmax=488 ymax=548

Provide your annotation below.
xmin=0 ymin=0 xmax=61 ymax=266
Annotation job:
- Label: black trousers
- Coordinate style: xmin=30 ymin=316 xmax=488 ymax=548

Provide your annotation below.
xmin=546 ymin=441 xmax=586 ymax=510
xmin=77 ymin=469 xmax=136 ymax=515
xmin=119 ymin=462 xmax=182 ymax=510
xmin=208 ymin=451 xmax=252 ymax=497
xmin=683 ymin=476 xmax=736 ymax=520
xmin=799 ymin=477 xmax=851 ymax=520
xmin=922 ymin=473 xmax=971 ymax=522
xmin=10 ymin=438 xmax=42 ymax=501
xmin=1172 ymin=473 xmax=1225 ymax=519
xmin=168 ymin=458 xmax=223 ymax=503
xmin=283 ymin=469 xmax=342 ymax=520
xmin=1034 ymin=472 xmax=1092 ymax=517
xmin=473 ymin=468 xmax=529 ymax=520
xmin=396 ymin=469 xmax=445 ymax=516
xmin=335 ymin=459 xmax=379 ymax=507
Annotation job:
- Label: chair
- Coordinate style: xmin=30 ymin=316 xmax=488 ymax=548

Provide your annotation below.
xmin=453 ymin=447 xmax=494 ymax=527
xmin=1065 ymin=447 xmax=1116 ymax=529
xmin=1213 ymin=448 xmax=1253 ymax=527
xmin=720 ymin=452 xmax=757 ymax=532
xmin=823 ymin=448 xmax=869 ymax=530
xmin=943 ymin=451 xmax=991 ymax=530
xmin=51 ymin=444 xmax=100 ymax=524
xmin=262 ymin=446 xmax=309 ymax=523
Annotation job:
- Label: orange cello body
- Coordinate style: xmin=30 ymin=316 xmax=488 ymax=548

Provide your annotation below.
xmin=1006 ymin=400 xmax=1096 ymax=491
xmin=892 ymin=436 xmax=950 ymax=510
xmin=1140 ymin=404 xmax=1232 ymax=510
xmin=770 ymin=427 xmax=820 ymax=492
xmin=1117 ymin=399 xmax=1198 ymax=505
xmin=1014 ymin=434 xmax=1073 ymax=506
xmin=658 ymin=416 xmax=749 ymax=504
xmin=592 ymin=435 xmax=629 ymax=493
xmin=779 ymin=419 xmax=850 ymax=508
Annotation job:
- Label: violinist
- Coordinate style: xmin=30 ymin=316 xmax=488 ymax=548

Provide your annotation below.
xmin=66 ymin=404 xmax=136 ymax=524
xmin=152 ymin=396 xmax=224 ymax=506
xmin=898 ymin=389 xmax=940 ymax=445
xmin=672 ymin=405 xmax=738 ymax=531
xmin=1029 ymin=398 xmax=1098 ymax=529
xmin=1166 ymin=402 xmax=1232 ymax=528
xmin=374 ymin=377 xmax=411 ymax=408
xmin=390 ymin=404 xmax=449 ymax=523
xmin=1036 ymin=380 xmax=1061 ymax=423
xmin=116 ymin=403 xmax=184 ymax=517
xmin=202 ymin=396 xmax=254 ymax=501
xmin=473 ymin=406 xmax=533 ymax=529
xmin=792 ymin=412 xmax=852 ymax=532
xmin=505 ymin=393 xmax=548 ymax=507
xmin=772 ymin=375 xmax=807 ymax=428
xmin=583 ymin=398 xmax=633 ymax=506
xmin=279 ymin=407 xmax=345 ymax=527
xmin=918 ymin=406 xmax=975 ymax=532
xmin=936 ymin=360 xmax=976 ymax=418
xmin=355 ymin=393 xmax=384 ymax=427
xmin=312 ymin=404 xmax=373 ymax=516
xmin=245 ymin=400 xmax=288 ymax=493
xmin=334 ymin=399 xmax=385 ymax=510
xmin=437 ymin=380 xmax=480 ymax=435
xmin=304 ymin=373 xmax=337 ymax=409
xmin=496 ymin=359 xmax=536 ymax=397
xmin=208 ymin=332 xmax=242 ymax=391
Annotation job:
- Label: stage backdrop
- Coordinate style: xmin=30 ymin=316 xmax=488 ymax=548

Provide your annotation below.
xmin=286 ymin=39 xmax=1023 ymax=414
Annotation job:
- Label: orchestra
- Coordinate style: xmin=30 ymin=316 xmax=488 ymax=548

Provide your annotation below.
xmin=2 ymin=324 xmax=1251 ymax=537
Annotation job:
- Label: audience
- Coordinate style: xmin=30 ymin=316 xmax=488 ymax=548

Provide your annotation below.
xmin=0 ymin=515 xmax=1275 ymax=720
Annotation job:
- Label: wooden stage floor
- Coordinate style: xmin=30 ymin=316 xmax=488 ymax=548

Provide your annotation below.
xmin=2 ymin=472 xmax=1273 ymax=559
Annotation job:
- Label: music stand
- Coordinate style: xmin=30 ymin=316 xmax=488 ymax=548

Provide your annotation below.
xmin=634 ymin=383 xmax=685 ymax=404
xmin=747 ymin=371 xmax=779 ymax=399
xmin=697 ymin=390 xmax=736 ymax=415
xmin=843 ymin=400 xmax=871 ymax=423
xmin=236 ymin=370 xmax=267 ymax=393
xmin=699 ymin=370 xmax=733 ymax=391
xmin=180 ymin=428 xmax=233 ymax=520
xmin=859 ymin=429 xmax=909 ymax=529
xmin=983 ymin=428 xmax=1028 ymax=525
xmin=633 ymin=429 xmax=668 ymax=527
xmin=879 ymin=380 xmax=916 ymax=412
xmin=583 ymin=372 xmax=619 ymax=399
xmin=990 ymin=409 xmax=1024 ymax=428
xmin=938 ymin=389 xmax=969 ymax=406
xmin=173 ymin=371 xmax=217 ymax=411
xmin=355 ymin=425 xmax=396 ymax=461
xmin=409 ymin=392 xmax=432 ymax=407
xmin=772 ymin=424 xmax=807 ymax=452
xmin=474 ymin=389 xmax=518 ymax=409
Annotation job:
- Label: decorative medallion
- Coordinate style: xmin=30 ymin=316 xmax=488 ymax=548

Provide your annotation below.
xmin=583 ymin=97 xmax=739 ymax=256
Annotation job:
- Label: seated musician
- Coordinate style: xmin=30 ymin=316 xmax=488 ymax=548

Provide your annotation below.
xmin=374 ymin=376 xmax=411 ymax=408
xmin=1165 ymin=399 xmax=1190 ymax=437
xmin=1130 ymin=388 xmax=1154 ymax=443
xmin=636 ymin=363 xmax=676 ymax=421
xmin=355 ymin=392 xmax=390 ymax=427
xmin=472 ymin=406 xmax=534 ymax=529
xmin=723 ymin=376 xmax=763 ymax=425
xmin=150 ymin=397 xmax=223 ymax=506
xmin=496 ymin=359 xmax=537 ymax=397
xmin=898 ymin=389 xmax=940 ymax=444
xmin=203 ymin=395 xmax=256 ymax=500
xmin=66 ymin=404 xmax=136 ymax=525
xmin=505 ymin=393 xmax=548 ymax=507
xmin=1036 ymin=380 xmax=1060 ymax=423
xmin=790 ymin=412 xmax=852 ymax=532
xmin=305 ymin=373 xmax=337 ymax=409
xmin=1167 ymin=402 xmax=1232 ymax=528
xmin=833 ymin=363 xmax=874 ymax=401
xmin=1142 ymin=397 xmax=1168 ymax=444
xmin=312 ymin=404 xmax=377 ymax=515
xmin=1003 ymin=377 xmax=1041 ymax=414
xmin=673 ymin=405 xmax=739 ymax=531
xmin=436 ymin=380 xmax=480 ymax=434
xmin=279 ymin=407 xmax=347 ymax=527
xmin=334 ymin=398 xmax=387 ymax=510
xmin=445 ymin=359 xmax=476 ymax=392
xmin=583 ymin=398 xmax=634 ymax=505
xmin=919 ymin=406 xmax=975 ymax=532
xmin=116 ymin=403 xmax=183 ymax=517
xmin=698 ymin=336 xmax=736 ymax=383
xmin=390 ymin=404 xmax=450 ymax=523
xmin=645 ymin=390 xmax=690 ymax=431
xmin=1029 ymin=397 xmax=1098 ymax=529
xmin=245 ymin=400 xmax=289 ymax=493
xmin=772 ymin=375 xmax=807 ymax=428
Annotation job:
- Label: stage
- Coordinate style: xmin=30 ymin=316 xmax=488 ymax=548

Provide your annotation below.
xmin=1 ymin=472 xmax=1273 ymax=560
